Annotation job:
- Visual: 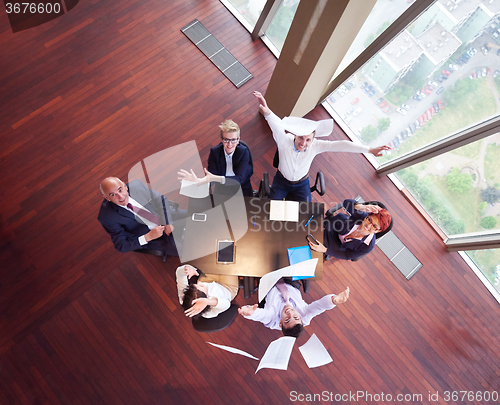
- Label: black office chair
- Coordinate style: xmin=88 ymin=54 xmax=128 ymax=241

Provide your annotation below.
xmin=260 ymin=148 xmax=326 ymax=198
xmin=325 ymin=200 xmax=393 ymax=261
xmin=191 ymin=304 xmax=238 ymax=333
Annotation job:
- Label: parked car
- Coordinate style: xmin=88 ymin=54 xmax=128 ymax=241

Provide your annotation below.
xmin=379 ymin=100 xmax=388 ymax=108
xmin=351 ymin=97 xmax=359 ymax=104
xmin=433 ymin=102 xmax=440 ymax=112
xmin=481 ymin=46 xmax=489 ymax=55
xmin=436 ymin=86 xmax=444 ymax=94
xmin=487 ymin=68 xmax=491 ymax=77
xmin=382 ymin=104 xmax=390 ymax=113
xmin=429 ymin=107 xmax=436 ymax=116
xmin=426 ymin=110 xmax=432 ymax=120
xmin=401 ymin=104 xmax=410 ymax=110
xmin=493 ymin=70 xmax=499 ymax=78
xmin=439 ymin=74 xmax=448 ymax=80
xmin=364 ymin=85 xmax=373 ymax=93
xmin=368 ymin=89 xmax=375 ymax=97
xmin=442 ymin=69 xmax=451 ymax=76
xmin=338 ymin=85 xmax=349 ymax=96
xmin=438 ymin=100 xmax=444 ymax=109
xmin=482 ymin=67 xmax=487 ymax=77
xmin=353 ymin=107 xmax=362 ymax=116
xmin=396 ymin=107 xmax=407 ymax=115
xmin=418 ymin=116 xmax=424 ymax=126
xmin=347 ymin=107 xmax=354 ymax=115
xmin=393 ymin=137 xmax=400 ymax=148
xmin=414 ymin=119 xmax=420 ymax=129
xmin=428 ymin=81 xmax=437 ymax=88
xmin=413 ymin=94 xmax=423 ymax=101
xmin=470 ymin=71 xmax=477 ymax=79
xmin=361 ymin=81 xmax=369 ymax=89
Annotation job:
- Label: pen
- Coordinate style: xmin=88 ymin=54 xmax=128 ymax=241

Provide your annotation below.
xmin=305 ymin=215 xmax=314 ymax=227
xmin=253 ymin=214 xmax=256 ymax=226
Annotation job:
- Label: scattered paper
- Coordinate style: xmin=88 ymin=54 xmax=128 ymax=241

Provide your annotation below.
xmin=179 ymin=179 xmax=210 ymax=199
xmin=207 ymin=342 xmax=259 ymax=360
xmin=298 ymin=334 xmax=333 ymax=368
xmin=258 ymin=259 xmax=318 ymax=303
xmin=270 ymin=200 xmax=299 ymax=222
xmin=256 ymin=337 xmax=295 ymax=373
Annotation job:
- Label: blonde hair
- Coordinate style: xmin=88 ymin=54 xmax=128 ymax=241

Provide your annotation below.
xmin=219 ymin=119 xmax=240 ymax=138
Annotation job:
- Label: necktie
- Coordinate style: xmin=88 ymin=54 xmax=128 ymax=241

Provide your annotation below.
xmin=275 ymin=279 xmax=290 ymax=304
xmin=127 ymin=203 xmax=160 ymax=226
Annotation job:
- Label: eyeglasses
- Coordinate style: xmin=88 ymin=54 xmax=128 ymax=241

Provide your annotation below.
xmin=366 ymin=216 xmax=381 ymax=232
xmin=222 ymin=138 xmax=239 ymax=144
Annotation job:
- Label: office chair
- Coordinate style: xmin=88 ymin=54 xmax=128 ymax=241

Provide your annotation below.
xmin=191 ymin=304 xmax=239 ymax=333
xmin=260 ymin=148 xmax=326 ymax=198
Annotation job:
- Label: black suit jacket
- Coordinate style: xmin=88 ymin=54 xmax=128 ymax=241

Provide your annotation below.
xmin=207 ymin=143 xmax=253 ymax=197
xmin=97 ymin=179 xmax=179 ymax=255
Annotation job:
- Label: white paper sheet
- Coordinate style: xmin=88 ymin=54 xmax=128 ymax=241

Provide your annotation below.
xmin=298 ymin=334 xmax=333 ymax=368
xmin=258 ymin=259 xmax=318 ymax=303
xmin=179 ymin=179 xmax=210 ymax=198
xmin=269 ymin=200 xmax=299 ymax=222
xmin=207 ymin=342 xmax=259 ymax=360
xmin=256 ymin=336 xmax=295 ymax=373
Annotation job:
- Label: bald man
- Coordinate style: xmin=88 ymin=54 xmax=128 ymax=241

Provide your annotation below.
xmin=97 ymin=177 xmax=185 ymax=257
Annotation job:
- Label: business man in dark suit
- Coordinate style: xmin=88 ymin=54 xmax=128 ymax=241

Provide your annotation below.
xmin=207 ymin=119 xmax=254 ymax=197
xmin=97 ymin=177 xmax=185 ymax=256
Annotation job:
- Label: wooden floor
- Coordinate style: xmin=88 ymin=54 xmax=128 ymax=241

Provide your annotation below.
xmin=1 ymin=1 xmax=499 ymax=404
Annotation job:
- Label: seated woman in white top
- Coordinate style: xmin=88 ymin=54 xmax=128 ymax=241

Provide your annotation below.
xmin=176 ymin=264 xmax=239 ymax=319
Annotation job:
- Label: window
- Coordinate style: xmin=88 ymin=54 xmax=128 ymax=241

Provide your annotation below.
xmin=322 ymin=0 xmax=500 ymax=298
xmin=264 ymin=0 xmax=300 ymax=52
xmin=220 ymin=0 xmax=267 ymax=31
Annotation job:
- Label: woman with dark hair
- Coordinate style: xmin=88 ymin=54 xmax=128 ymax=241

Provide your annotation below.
xmin=308 ymin=199 xmax=392 ymax=261
xmin=176 ymin=265 xmax=239 ymax=318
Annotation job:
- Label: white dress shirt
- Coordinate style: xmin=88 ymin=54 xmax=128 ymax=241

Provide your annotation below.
xmin=123 ymin=196 xmax=157 ymax=246
xmin=175 ymin=266 xmax=232 ymax=318
xmin=243 ymin=284 xmax=336 ymax=330
xmin=265 ymin=112 xmax=370 ymax=181
xmin=224 ymin=149 xmax=235 ymax=176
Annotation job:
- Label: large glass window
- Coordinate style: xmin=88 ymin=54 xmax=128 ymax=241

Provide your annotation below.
xmin=325 ymin=1 xmax=500 ymax=161
xmin=334 ymin=0 xmax=413 ymax=77
xmin=220 ymin=0 xmax=267 ymax=31
xmin=395 ymin=133 xmax=500 ymax=236
xmin=466 ymin=248 xmax=500 ymax=294
xmin=264 ymin=0 xmax=300 ymax=52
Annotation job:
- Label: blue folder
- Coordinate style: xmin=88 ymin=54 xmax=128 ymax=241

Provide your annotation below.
xmin=287 ymin=245 xmax=314 ymax=281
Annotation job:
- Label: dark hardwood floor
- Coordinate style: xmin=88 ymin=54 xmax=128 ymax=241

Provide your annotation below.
xmin=1 ymin=1 xmax=499 ymax=404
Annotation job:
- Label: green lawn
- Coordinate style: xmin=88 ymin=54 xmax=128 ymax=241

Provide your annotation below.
xmin=484 ymin=142 xmax=500 ymax=184
xmin=467 ymin=249 xmax=500 ymax=289
xmin=424 ymin=173 xmax=482 ymax=233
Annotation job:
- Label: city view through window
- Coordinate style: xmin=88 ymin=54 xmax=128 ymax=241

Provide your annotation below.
xmin=325 ymin=0 xmax=500 ymax=292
